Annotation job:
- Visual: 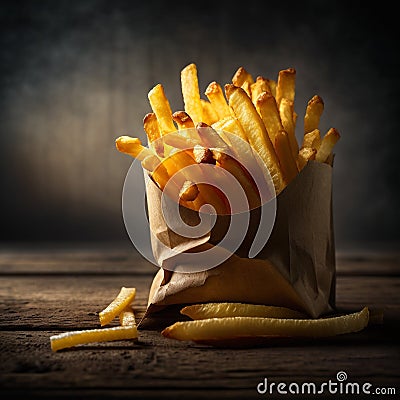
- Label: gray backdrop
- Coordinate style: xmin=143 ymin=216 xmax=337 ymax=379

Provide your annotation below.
xmin=1 ymin=0 xmax=399 ymax=250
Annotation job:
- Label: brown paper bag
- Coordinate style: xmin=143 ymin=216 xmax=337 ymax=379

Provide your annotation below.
xmin=143 ymin=160 xmax=336 ymax=321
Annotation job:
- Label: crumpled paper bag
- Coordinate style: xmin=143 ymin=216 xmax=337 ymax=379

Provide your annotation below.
xmin=143 ymin=160 xmax=336 ymax=320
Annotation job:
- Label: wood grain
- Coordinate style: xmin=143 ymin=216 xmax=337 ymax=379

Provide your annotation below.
xmin=0 ymin=246 xmax=399 ymax=399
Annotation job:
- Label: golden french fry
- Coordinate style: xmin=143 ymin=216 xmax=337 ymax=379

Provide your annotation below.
xmin=232 ymin=66 xmax=254 ymax=97
xmin=179 ymin=180 xmax=200 ymax=202
xmin=212 ymin=116 xmax=248 ymax=143
xmin=251 ymin=76 xmax=270 ymax=105
xmin=99 ymin=287 xmax=136 ymax=326
xmin=119 ymin=307 xmax=136 ymax=327
xmin=172 ymin=111 xmax=195 ymax=130
xmin=50 ymin=325 xmax=138 ymax=352
xmin=212 ymin=150 xmax=261 ymax=210
xmin=227 ymin=85 xmax=284 ymax=193
xmin=162 ymin=307 xmax=369 ymax=343
xmin=200 ymin=99 xmax=219 ymax=125
xmin=115 ymin=136 xmax=155 ymax=161
xmin=148 ymin=84 xmax=176 ymax=135
xmin=275 ymin=68 xmax=296 ymax=106
xmin=141 ymin=155 xmax=174 ymax=194
xmin=275 ymin=130 xmax=299 ymax=185
xmin=315 ymin=127 xmax=340 ymax=163
xmin=143 ymin=112 xmax=164 ymax=156
xmin=302 ymin=128 xmax=321 ymax=150
xmin=181 ymin=303 xmax=307 ymax=320
xmin=181 ymin=63 xmax=203 ymax=124
xmin=297 ymin=147 xmax=317 ymax=170
xmin=279 ymin=98 xmax=299 ymax=160
xmin=255 ymin=91 xmax=283 ymax=146
xmin=304 ymin=95 xmax=324 ymax=134
xmin=205 ymin=81 xmax=231 ymax=119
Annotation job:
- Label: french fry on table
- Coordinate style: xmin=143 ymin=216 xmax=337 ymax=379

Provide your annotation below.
xmin=181 ymin=302 xmax=307 ymax=320
xmin=162 ymin=307 xmax=369 ymax=343
xmin=99 ymin=287 xmax=136 ymax=326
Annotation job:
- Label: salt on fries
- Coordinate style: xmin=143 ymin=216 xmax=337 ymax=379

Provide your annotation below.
xmin=50 ymin=287 xmax=137 ymax=352
xmin=162 ymin=307 xmax=369 ymax=344
xmin=116 ymin=63 xmax=340 ymax=209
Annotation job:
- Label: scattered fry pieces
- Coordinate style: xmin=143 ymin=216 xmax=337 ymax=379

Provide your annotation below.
xmin=50 ymin=325 xmax=138 ymax=352
xmin=99 ymin=287 xmax=136 ymax=326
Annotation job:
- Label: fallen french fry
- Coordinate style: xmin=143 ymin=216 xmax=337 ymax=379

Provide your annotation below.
xmin=315 ymin=127 xmax=340 ymax=162
xmin=275 ymin=68 xmax=296 ymax=106
xmin=181 ymin=63 xmax=203 ymax=125
xmin=304 ymin=95 xmax=324 ymax=134
xmin=50 ymin=325 xmax=138 ymax=352
xmin=205 ymin=81 xmax=231 ymax=119
xmin=99 ymin=287 xmax=136 ymax=326
xmin=148 ymin=84 xmax=176 ymax=135
xmin=275 ymin=130 xmax=299 ymax=185
xmin=162 ymin=307 xmax=369 ymax=343
xmin=227 ymin=85 xmax=284 ymax=193
xmin=297 ymin=147 xmax=317 ymax=170
xmin=119 ymin=306 xmax=136 ymax=327
xmin=181 ymin=303 xmax=307 ymax=320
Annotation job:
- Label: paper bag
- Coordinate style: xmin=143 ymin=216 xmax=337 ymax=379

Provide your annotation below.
xmin=143 ymin=160 xmax=336 ymax=320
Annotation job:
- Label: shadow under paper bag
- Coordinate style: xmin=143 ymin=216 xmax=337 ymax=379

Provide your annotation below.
xmin=142 ymin=160 xmax=336 ymax=324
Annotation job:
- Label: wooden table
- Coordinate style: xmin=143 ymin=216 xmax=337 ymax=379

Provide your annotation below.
xmin=0 ymin=243 xmax=399 ymax=399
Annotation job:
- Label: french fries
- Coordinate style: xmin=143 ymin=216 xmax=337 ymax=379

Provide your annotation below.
xmin=181 ymin=303 xmax=307 ymax=320
xmin=50 ymin=287 xmax=139 ymax=352
xmin=181 ymin=63 xmax=203 ymax=125
xmin=162 ymin=307 xmax=369 ymax=344
xmin=116 ymin=63 xmax=340 ymax=212
xmin=99 ymin=287 xmax=136 ymax=326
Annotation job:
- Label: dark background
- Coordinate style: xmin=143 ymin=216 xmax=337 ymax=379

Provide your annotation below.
xmin=0 ymin=0 xmax=399 ymax=251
